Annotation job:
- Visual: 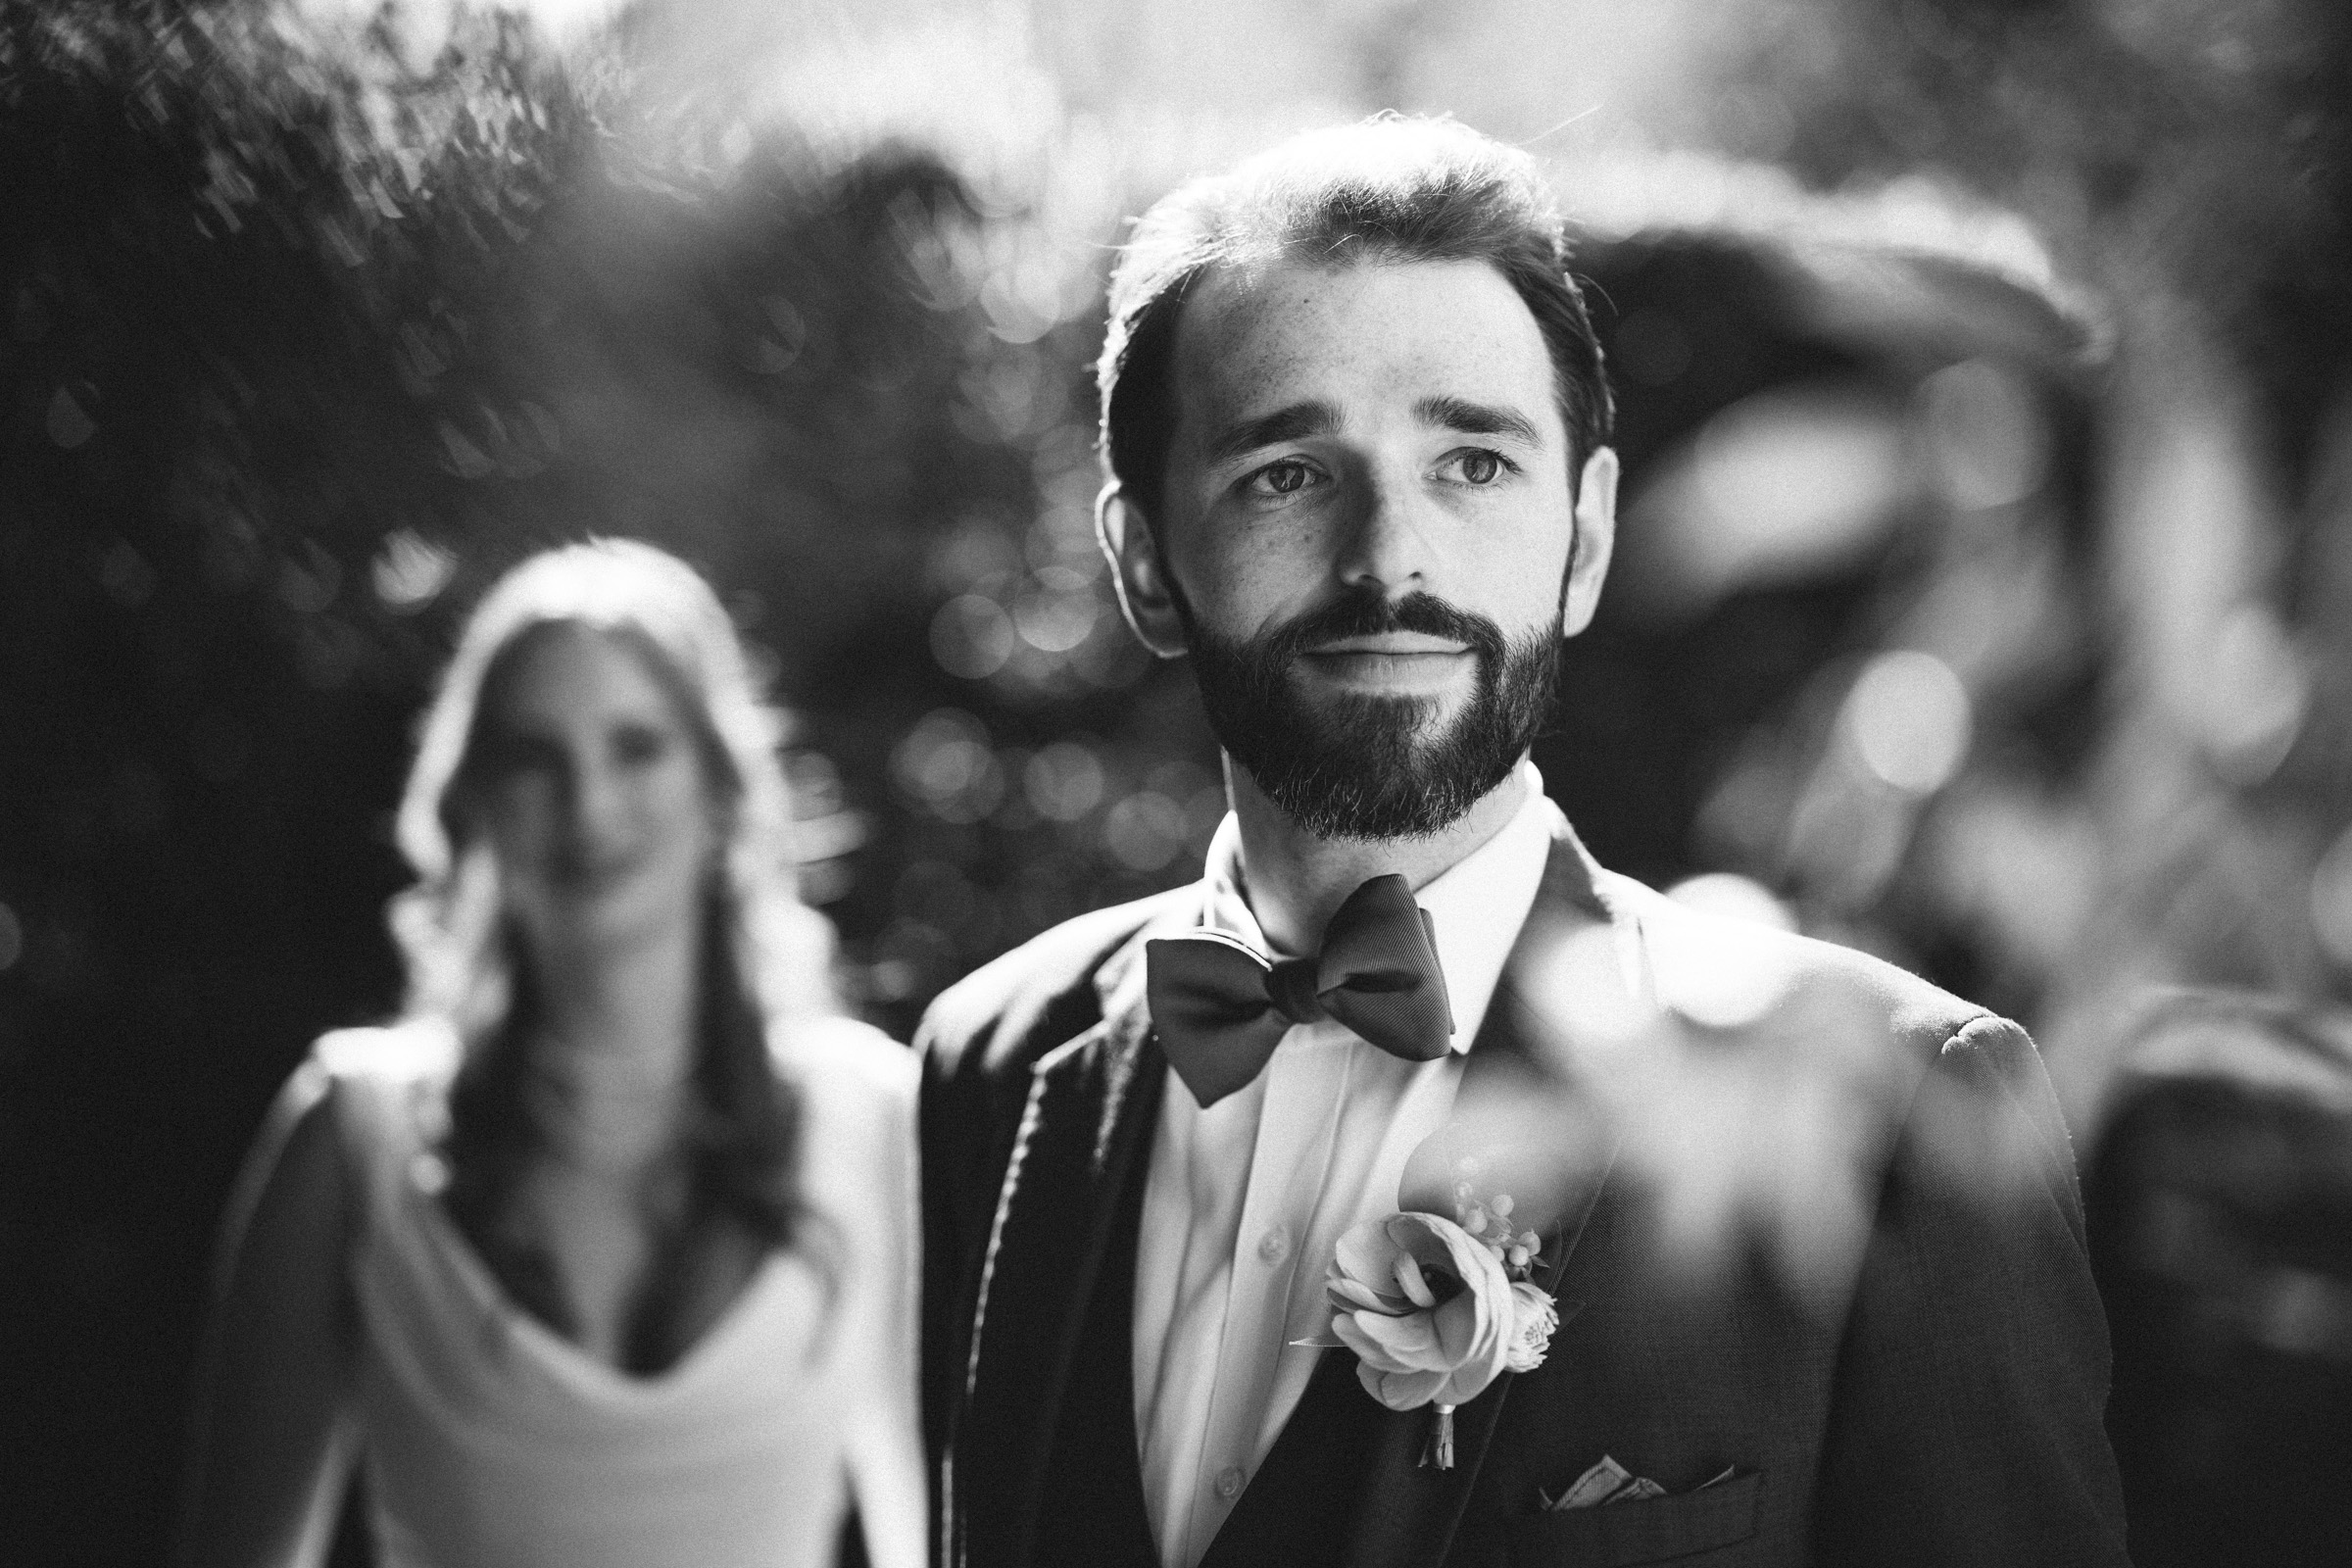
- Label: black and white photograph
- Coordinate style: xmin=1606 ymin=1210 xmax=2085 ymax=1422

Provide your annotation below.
xmin=5 ymin=2 xmax=2349 ymax=1565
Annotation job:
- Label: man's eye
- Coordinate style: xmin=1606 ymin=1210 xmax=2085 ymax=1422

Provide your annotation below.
xmin=1446 ymin=449 xmax=1511 ymax=485
xmin=1247 ymin=459 xmax=1321 ymax=497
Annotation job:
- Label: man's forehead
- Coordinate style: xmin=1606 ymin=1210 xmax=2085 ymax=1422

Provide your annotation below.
xmin=1167 ymin=254 xmax=1561 ymax=437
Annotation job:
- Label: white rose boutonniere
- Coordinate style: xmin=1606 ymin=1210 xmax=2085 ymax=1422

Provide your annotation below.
xmin=1327 ymin=1212 xmax=1513 ymax=1413
xmin=1317 ymin=1180 xmax=1553 ymax=1468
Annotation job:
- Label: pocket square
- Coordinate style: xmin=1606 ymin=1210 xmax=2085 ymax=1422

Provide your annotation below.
xmin=1540 ymin=1455 xmax=1738 ymax=1511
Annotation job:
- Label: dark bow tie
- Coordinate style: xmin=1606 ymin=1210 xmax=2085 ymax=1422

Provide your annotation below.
xmin=1146 ymin=873 xmax=1455 ymax=1107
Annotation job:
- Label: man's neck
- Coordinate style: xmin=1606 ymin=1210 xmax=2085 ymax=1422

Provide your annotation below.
xmin=1225 ymin=756 xmax=1531 ymax=956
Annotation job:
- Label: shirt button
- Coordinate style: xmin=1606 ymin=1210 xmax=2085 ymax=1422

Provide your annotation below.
xmin=1255 ymin=1227 xmax=1289 ymax=1264
xmin=1214 ymin=1466 xmax=1245 ymax=1499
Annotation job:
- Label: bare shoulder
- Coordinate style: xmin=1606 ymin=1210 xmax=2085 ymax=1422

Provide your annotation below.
xmin=775 ymin=1018 xmax=918 ymax=1244
xmin=210 ymin=1029 xmax=396 ymax=1298
xmin=250 ymin=1062 xmax=349 ymax=1205
xmin=309 ymin=1018 xmax=461 ymax=1094
xmin=775 ymin=1015 xmax=918 ymax=1119
xmin=238 ymin=1029 xmax=402 ymax=1200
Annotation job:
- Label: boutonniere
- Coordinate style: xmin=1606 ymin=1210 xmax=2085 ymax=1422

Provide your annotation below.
xmin=1309 ymin=1168 xmax=1557 ymax=1469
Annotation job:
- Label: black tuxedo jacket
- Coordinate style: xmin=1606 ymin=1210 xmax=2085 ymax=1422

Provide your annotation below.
xmin=916 ymin=822 xmax=2130 ymax=1568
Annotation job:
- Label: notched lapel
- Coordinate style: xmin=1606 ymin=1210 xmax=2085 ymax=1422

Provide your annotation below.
xmin=1337 ymin=822 xmax=1643 ymax=1568
xmin=949 ymin=909 xmax=1182 ymax=1568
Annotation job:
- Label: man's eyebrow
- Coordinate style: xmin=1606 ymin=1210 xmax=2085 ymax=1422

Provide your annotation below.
xmin=1206 ymin=401 xmax=1341 ymax=466
xmin=1416 ymin=396 xmax=1544 ymax=446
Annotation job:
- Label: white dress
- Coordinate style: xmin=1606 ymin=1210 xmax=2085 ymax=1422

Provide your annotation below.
xmin=311 ymin=1017 xmax=925 ymax=1568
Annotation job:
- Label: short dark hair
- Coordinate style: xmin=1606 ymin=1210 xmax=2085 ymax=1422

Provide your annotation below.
xmin=1098 ymin=115 xmax=1615 ymax=525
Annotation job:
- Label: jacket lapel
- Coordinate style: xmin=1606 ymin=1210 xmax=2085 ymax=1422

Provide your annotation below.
xmin=1218 ymin=820 xmax=1653 ymax=1568
xmin=947 ymin=905 xmax=1184 ymax=1568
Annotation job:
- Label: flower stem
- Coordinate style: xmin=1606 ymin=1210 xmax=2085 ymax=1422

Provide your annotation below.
xmin=1420 ymin=1403 xmax=1456 ymax=1470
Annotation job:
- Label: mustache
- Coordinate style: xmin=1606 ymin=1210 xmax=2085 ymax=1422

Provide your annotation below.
xmin=1264 ymin=591 xmax=1508 ymax=662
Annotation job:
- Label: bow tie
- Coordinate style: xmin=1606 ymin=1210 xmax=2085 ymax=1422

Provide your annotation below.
xmin=1146 ymin=873 xmax=1455 ymax=1108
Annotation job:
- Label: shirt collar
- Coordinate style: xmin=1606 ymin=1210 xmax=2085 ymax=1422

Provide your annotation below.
xmin=1198 ymin=759 xmax=1562 ymax=1053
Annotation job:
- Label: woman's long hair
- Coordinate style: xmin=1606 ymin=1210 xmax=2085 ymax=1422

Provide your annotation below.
xmin=387 ymin=540 xmax=837 ymax=1354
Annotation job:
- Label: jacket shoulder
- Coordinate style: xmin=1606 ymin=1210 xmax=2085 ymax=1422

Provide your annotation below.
xmin=916 ymin=886 xmax=1195 ymax=1081
xmin=1592 ymin=873 xmax=2079 ymax=1201
xmin=1597 ymin=870 xmax=1995 ymax=1057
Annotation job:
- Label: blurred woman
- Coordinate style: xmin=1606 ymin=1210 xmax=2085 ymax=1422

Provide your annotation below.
xmin=179 ymin=540 xmax=922 ymax=1568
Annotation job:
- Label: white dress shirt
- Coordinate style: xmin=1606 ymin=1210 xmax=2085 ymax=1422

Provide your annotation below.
xmin=1131 ymin=761 xmax=1561 ymax=1568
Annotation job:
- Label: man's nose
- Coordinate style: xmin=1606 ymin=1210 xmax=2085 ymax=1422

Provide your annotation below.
xmin=1334 ymin=460 xmax=1440 ymax=599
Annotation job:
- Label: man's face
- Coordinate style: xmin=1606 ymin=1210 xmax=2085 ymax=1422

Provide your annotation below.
xmin=1113 ymin=256 xmax=1614 ymax=839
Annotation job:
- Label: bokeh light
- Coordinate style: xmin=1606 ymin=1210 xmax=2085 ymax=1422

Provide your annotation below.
xmin=1624 ymin=380 xmax=1909 ymax=619
xmin=1103 ymin=790 xmax=1189 ymax=872
xmin=930 ymin=593 xmax=1017 ymax=679
xmin=1012 ymin=566 xmax=1100 ymax=654
xmin=1845 ymin=650 xmax=1973 ymax=796
xmin=1921 ymin=358 xmax=2049 ymax=512
xmin=1665 ymin=872 xmax=1798 ymax=932
xmin=1023 ymin=741 xmax=1106 ymax=822
xmin=891 ymin=709 xmax=1006 ymax=823
xmin=2197 ymin=605 xmax=2307 ymax=786
xmin=370 ymin=529 xmax=457 ymax=612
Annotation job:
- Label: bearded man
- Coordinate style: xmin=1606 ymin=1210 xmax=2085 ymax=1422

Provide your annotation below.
xmin=916 ymin=117 xmax=2130 ymax=1568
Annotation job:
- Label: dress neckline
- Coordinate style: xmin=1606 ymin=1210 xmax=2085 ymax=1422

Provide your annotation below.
xmin=403 ymin=1160 xmax=810 ymax=1397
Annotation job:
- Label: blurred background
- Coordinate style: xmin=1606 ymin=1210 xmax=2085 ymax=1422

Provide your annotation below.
xmin=4 ymin=0 xmax=2349 ymax=1562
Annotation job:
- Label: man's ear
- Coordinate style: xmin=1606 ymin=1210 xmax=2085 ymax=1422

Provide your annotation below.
xmin=1561 ymin=446 xmax=1619 ymax=639
xmin=1096 ymin=481 xmax=1189 ymax=660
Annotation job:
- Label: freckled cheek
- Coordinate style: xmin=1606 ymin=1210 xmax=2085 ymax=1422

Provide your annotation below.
xmin=1180 ymin=514 xmax=1334 ymax=620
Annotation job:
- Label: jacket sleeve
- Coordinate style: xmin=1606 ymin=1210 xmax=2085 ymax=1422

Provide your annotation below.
xmin=916 ymin=1017 xmax=991 ymax=1489
xmin=1810 ymin=1015 xmax=2132 ymax=1567
xmin=914 ymin=987 xmax=1065 ymax=1490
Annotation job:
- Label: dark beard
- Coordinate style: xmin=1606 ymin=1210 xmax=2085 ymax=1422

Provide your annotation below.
xmin=1181 ymin=590 xmax=1560 ymax=841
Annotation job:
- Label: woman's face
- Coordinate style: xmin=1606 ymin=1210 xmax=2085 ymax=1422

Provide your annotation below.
xmin=470 ymin=623 xmax=722 ymax=963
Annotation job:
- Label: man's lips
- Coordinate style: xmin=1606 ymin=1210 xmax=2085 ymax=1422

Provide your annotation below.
xmin=1298 ymin=636 xmax=1474 ymax=694
xmin=1305 ymin=634 xmax=1470 ymax=658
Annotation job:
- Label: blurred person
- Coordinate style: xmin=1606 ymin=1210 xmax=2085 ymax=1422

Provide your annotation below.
xmin=917 ymin=117 xmax=2127 ymax=1568
xmin=2085 ymin=990 xmax=2352 ymax=1568
xmin=179 ymin=540 xmax=923 ymax=1568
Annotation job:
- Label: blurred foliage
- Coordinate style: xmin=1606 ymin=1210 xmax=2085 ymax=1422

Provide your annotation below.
xmin=2 ymin=5 xmax=584 ymax=1556
xmin=1655 ymin=0 xmax=2352 ymax=1103
xmin=0 ymin=1 xmax=1204 ymax=1557
xmin=1722 ymin=0 xmax=2352 ymax=484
